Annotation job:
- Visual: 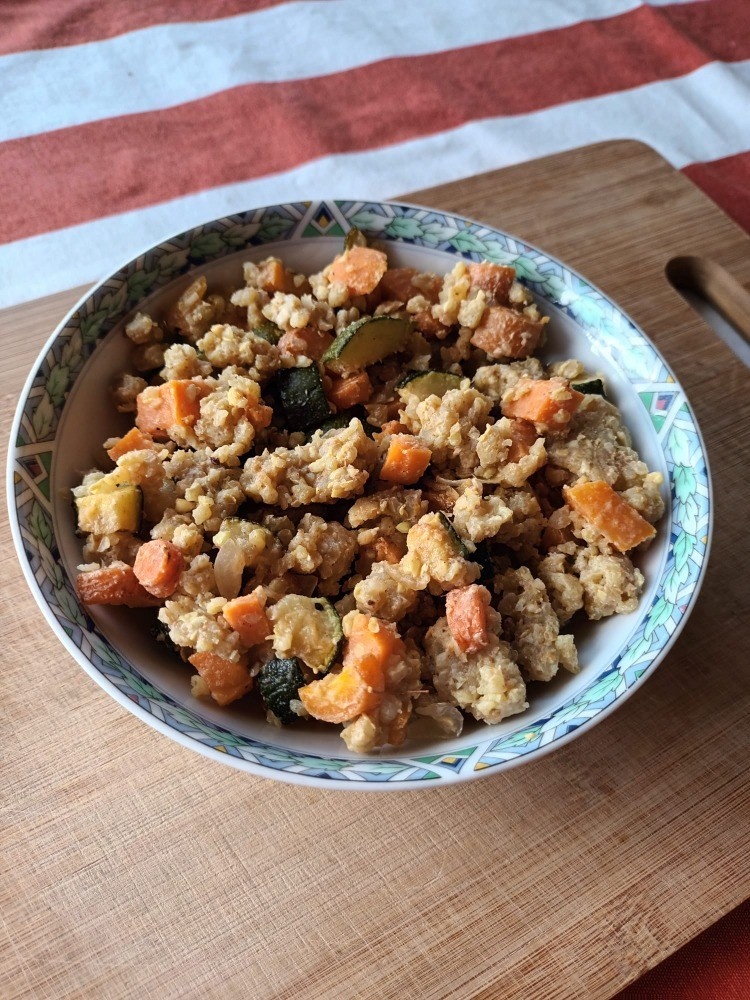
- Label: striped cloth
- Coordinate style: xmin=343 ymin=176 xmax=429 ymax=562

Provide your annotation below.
xmin=1 ymin=0 xmax=748 ymax=309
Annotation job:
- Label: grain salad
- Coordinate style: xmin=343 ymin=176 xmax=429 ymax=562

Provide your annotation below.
xmin=73 ymin=233 xmax=664 ymax=753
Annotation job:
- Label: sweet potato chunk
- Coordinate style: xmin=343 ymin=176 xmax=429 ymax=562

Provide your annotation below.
xmin=446 ymin=584 xmax=490 ymax=654
xmin=327 ymin=371 xmax=373 ymax=410
xmin=327 ymin=246 xmax=388 ymax=296
xmin=471 ymin=305 xmax=546 ymax=359
xmin=106 ymin=426 xmax=155 ymax=461
xmin=502 ymin=377 xmax=583 ymax=428
xmin=466 ymin=263 xmax=516 ymax=303
xmin=278 ymin=326 xmax=334 ymax=360
xmin=223 ymin=593 xmax=271 ymax=647
xmin=378 ymin=267 xmax=441 ymax=304
xmin=135 ymin=379 xmax=205 ymax=439
xmin=380 ymin=434 xmax=432 ymax=485
xmin=189 ymin=651 xmax=253 ymax=706
xmin=257 ymin=258 xmax=293 ymax=293
xmin=76 ymin=563 xmax=162 ymax=607
xmin=564 ymin=481 xmax=657 ymax=552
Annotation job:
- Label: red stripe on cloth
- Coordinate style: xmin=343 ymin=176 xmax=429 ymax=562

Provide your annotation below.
xmin=1 ymin=0 xmax=749 ymax=244
xmin=614 ymin=899 xmax=750 ymax=1000
xmin=0 ymin=0 xmax=287 ymax=56
xmin=683 ymin=152 xmax=750 ymax=235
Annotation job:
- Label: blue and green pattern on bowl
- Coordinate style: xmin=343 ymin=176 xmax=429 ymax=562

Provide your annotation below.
xmin=8 ymin=200 xmax=711 ymax=788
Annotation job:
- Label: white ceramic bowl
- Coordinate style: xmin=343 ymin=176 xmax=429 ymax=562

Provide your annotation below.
xmin=8 ymin=200 xmax=712 ymax=789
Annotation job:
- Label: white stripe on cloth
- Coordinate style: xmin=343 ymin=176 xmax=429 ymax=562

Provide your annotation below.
xmin=0 ymin=0 xmax=695 ymax=142
xmin=2 ymin=57 xmax=748 ymax=309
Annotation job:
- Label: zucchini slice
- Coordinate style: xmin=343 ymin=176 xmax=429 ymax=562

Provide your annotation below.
xmin=309 ymin=412 xmax=352 ymax=437
xmin=322 ymin=316 xmax=412 ymax=374
xmin=571 ymin=377 xmax=606 ymax=397
xmin=397 ymin=370 xmax=463 ymax=401
xmin=269 ymin=595 xmax=343 ymax=675
xmin=274 ymin=365 xmax=331 ymax=430
xmin=258 ymin=657 xmax=306 ymax=725
xmin=75 ymin=482 xmax=143 ymax=534
xmin=252 ymin=319 xmax=282 ymax=344
xmin=437 ymin=511 xmax=470 ymax=558
xmin=306 ymin=405 xmax=375 ymax=439
xmin=343 ymin=227 xmax=367 ymax=252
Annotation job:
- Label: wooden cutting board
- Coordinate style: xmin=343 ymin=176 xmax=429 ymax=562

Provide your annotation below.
xmin=1 ymin=141 xmax=749 ymax=1000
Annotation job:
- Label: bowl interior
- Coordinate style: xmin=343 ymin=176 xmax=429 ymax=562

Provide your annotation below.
xmin=11 ymin=200 xmax=710 ymax=785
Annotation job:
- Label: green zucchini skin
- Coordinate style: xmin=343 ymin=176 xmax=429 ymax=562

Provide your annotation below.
xmin=270 ymin=595 xmax=344 ymax=675
xmin=571 ymin=377 xmax=606 ymax=397
xmin=397 ymin=370 xmax=463 ymax=401
xmin=437 ymin=511 xmax=470 ymax=558
xmin=343 ymin=227 xmax=367 ymax=252
xmin=306 ymin=406 xmax=375 ymax=439
xmin=258 ymin=657 xmax=306 ymax=725
xmin=274 ymin=365 xmax=331 ymax=430
xmin=322 ymin=316 xmax=412 ymax=374
xmin=252 ymin=320 xmax=283 ymax=344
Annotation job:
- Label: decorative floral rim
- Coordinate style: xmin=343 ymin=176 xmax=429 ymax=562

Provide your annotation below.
xmin=8 ymin=200 xmax=712 ymax=788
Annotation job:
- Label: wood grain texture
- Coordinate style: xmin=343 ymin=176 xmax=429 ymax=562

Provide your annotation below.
xmin=1 ymin=141 xmax=749 ymax=1000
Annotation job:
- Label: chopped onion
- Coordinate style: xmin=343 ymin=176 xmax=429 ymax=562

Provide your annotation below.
xmin=213 ymin=539 xmax=245 ymax=599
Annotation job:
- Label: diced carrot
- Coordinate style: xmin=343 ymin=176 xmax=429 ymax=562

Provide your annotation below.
xmin=466 ymin=262 xmax=516 ymax=303
xmin=298 ymin=613 xmax=403 ymax=724
xmin=222 ymin=593 xmax=271 ymax=647
xmin=563 ymin=481 xmax=657 ymax=552
xmin=135 ymin=379 xmax=206 ymax=439
xmin=327 ymin=371 xmax=373 ymax=410
xmin=507 ymin=419 xmax=539 ymax=463
xmin=471 ymin=305 xmax=546 ymax=359
xmin=76 ymin=563 xmax=162 ymax=607
xmin=373 ymin=536 xmax=403 ymax=565
xmin=502 ymin=377 xmax=584 ymax=428
xmin=446 ymin=584 xmax=491 ymax=654
xmin=188 ymin=651 xmax=253 ymax=707
xmin=257 ymin=258 xmax=292 ymax=293
xmin=380 ymin=434 xmax=432 ymax=485
xmin=327 ymin=246 xmax=388 ymax=296
xmin=106 ymin=426 xmax=155 ymax=461
xmin=133 ymin=539 xmax=184 ymax=599
xmin=277 ymin=326 xmax=334 ymax=360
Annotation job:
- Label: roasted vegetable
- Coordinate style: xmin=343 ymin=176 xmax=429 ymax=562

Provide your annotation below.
xmin=269 ymin=594 xmax=343 ymax=674
xmin=298 ymin=612 xmax=401 ymax=724
xmin=326 ymin=245 xmax=387 ymax=295
xmin=571 ymin=377 xmax=606 ymax=397
xmin=258 ymin=656 xmax=306 ymax=725
xmin=343 ymin=227 xmax=367 ymax=252
xmin=397 ymin=370 xmax=463 ymax=401
xmin=252 ymin=319 xmax=282 ymax=344
xmin=380 ymin=435 xmax=432 ymax=485
xmin=274 ymin=365 xmax=331 ymax=430
xmin=563 ymin=481 xmax=656 ymax=552
xmin=322 ymin=316 xmax=412 ymax=374
xmin=437 ymin=511 xmax=470 ymax=558
xmin=75 ymin=483 xmax=143 ymax=535
xmin=502 ymin=376 xmax=584 ymax=428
